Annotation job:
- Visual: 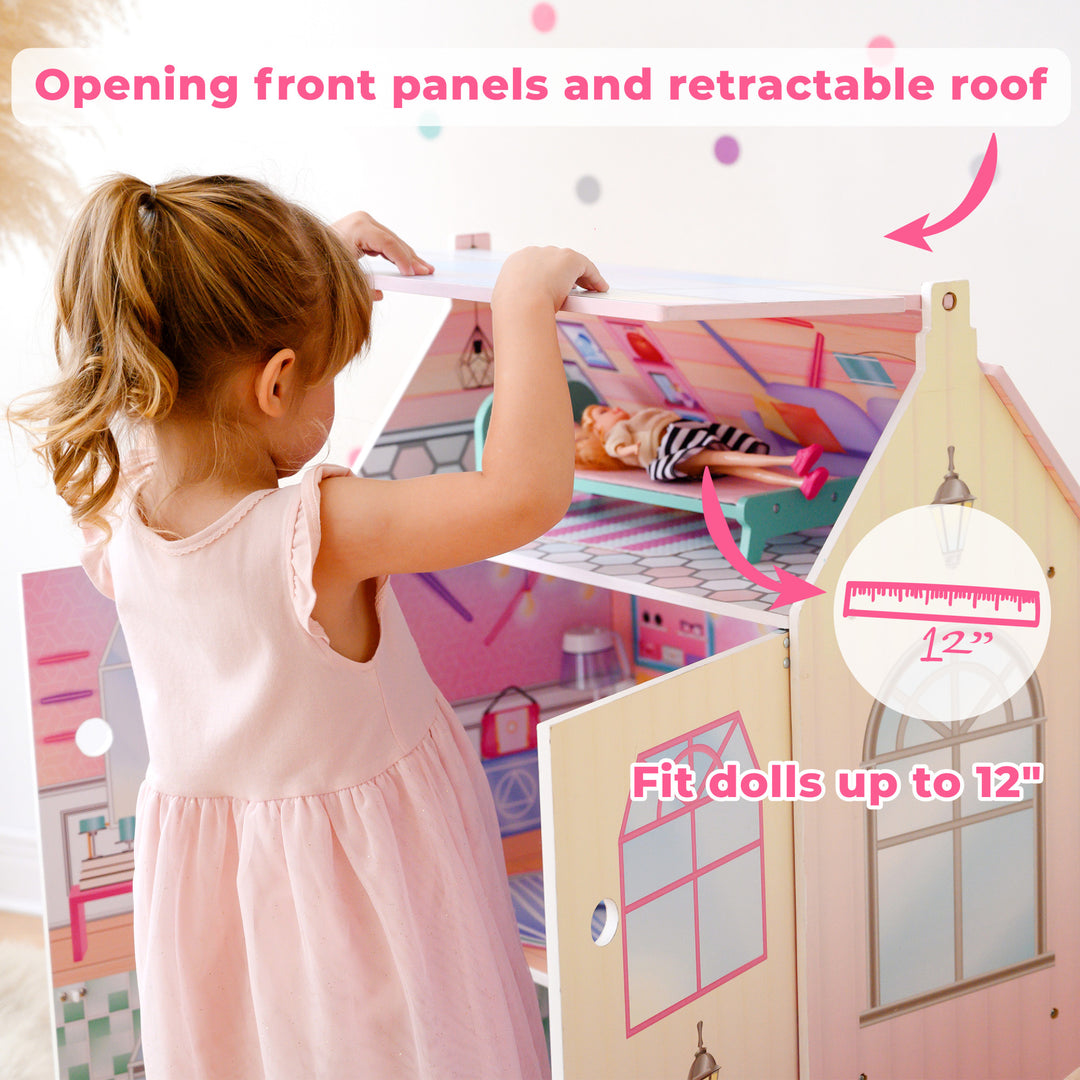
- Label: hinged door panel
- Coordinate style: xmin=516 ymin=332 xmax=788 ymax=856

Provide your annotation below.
xmin=539 ymin=632 xmax=797 ymax=1079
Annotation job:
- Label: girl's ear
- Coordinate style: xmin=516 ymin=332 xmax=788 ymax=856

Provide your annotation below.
xmin=254 ymin=348 xmax=298 ymax=418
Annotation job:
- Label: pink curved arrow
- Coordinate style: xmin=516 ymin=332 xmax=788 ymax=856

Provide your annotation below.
xmin=700 ymin=468 xmax=825 ymax=611
xmin=886 ymin=133 xmax=997 ymax=251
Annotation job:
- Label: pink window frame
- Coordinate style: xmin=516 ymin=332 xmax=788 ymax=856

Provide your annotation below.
xmin=618 ymin=711 xmax=768 ymax=1036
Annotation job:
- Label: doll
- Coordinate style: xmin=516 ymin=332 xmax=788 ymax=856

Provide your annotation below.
xmin=575 ymin=404 xmax=830 ymax=499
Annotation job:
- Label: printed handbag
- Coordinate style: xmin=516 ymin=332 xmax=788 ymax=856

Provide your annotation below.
xmin=480 ymin=685 xmax=541 ymax=758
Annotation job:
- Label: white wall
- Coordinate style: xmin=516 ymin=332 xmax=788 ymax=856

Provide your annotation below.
xmin=4 ymin=0 xmax=1079 ymax=910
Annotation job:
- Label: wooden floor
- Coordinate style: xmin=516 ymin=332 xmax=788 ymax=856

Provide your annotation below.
xmin=0 ymin=909 xmax=47 ymax=950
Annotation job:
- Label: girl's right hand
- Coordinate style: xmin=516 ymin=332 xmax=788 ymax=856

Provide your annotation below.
xmin=492 ymin=246 xmax=609 ymax=310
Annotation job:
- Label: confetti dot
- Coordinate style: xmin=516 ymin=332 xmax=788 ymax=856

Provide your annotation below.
xmin=532 ymin=3 xmax=556 ymax=32
xmin=713 ymin=135 xmax=740 ymax=165
xmin=971 ymin=152 xmax=999 ymax=183
xmin=418 ymin=113 xmax=441 ymax=139
xmin=868 ymin=35 xmax=895 ymax=60
xmin=575 ymin=175 xmax=601 ymax=203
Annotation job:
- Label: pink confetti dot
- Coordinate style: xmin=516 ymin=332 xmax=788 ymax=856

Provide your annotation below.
xmin=713 ymin=135 xmax=740 ymax=165
xmin=532 ymin=3 xmax=556 ymax=32
xmin=868 ymin=35 xmax=895 ymax=60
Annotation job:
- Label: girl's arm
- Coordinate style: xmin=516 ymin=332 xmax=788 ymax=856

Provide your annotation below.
xmin=317 ymin=247 xmax=608 ymax=581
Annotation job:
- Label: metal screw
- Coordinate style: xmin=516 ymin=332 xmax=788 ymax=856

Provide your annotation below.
xmin=782 ymin=658 xmax=790 ymax=669
xmin=783 ymin=637 xmax=790 ymax=648
xmin=772 ymin=503 xmax=780 ymax=514
xmin=1051 ymin=1007 xmax=1059 ymax=1018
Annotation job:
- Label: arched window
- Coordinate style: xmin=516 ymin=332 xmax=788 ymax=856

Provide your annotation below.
xmin=618 ymin=712 xmax=766 ymax=1034
xmin=861 ymin=675 xmax=1051 ymax=1022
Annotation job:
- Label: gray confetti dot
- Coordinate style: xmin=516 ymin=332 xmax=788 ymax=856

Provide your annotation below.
xmin=575 ymin=175 xmax=601 ymax=204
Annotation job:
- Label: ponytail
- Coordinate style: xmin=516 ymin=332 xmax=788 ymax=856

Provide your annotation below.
xmin=10 ymin=173 xmax=373 ymax=533
xmin=11 ymin=176 xmax=177 ymax=533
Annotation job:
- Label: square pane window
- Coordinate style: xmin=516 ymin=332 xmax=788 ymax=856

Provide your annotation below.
xmin=620 ymin=713 xmax=767 ymax=1031
xmin=622 ymin=814 xmax=692 ymax=905
xmin=693 ymin=797 xmax=761 ymax=870
xmin=697 ymin=849 xmax=766 ymax=987
xmin=874 ymin=749 xmax=953 ymax=841
xmin=625 ymin=884 xmax=697 ymax=1029
xmin=961 ymin=810 xmax=1036 ymax=978
xmin=959 ymin=727 xmax=1036 ymax=816
xmin=878 ymin=832 xmax=955 ymax=1003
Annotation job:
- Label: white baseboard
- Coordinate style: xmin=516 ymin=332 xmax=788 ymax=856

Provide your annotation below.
xmin=0 ymin=828 xmax=43 ymax=915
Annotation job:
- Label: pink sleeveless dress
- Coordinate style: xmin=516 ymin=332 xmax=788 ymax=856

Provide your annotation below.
xmin=81 ymin=464 xmax=549 ymax=1080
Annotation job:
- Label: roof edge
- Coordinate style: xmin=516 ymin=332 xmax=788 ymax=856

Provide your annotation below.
xmin=981 ymin=362 xmax=1080 ymax=522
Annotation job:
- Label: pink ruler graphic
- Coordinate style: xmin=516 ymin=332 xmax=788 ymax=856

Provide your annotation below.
xmin=842 ymin=580 xmax=1040 ymax=628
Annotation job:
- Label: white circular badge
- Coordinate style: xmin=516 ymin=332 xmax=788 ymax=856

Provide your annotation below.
xmin=834 ymin=506 xmax=1050 ymax=725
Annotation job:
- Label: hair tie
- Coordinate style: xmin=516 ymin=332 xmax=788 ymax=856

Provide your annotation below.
xmin=148 ymin=184 xmax=156 ymax=199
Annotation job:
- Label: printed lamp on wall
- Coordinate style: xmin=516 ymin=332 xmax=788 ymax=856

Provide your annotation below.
xmin=686 ymin=1021 xmax=721 ymax=1080
xmin=459 ymin=322 xmax=494 ymax=388
xmin=930 ymin=445 xmax=975 ymax=568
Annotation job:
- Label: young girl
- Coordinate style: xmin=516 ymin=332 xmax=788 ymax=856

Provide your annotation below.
xmin=575 ymin=403 xmax=829 ymax=499
xmin=14 ymin=174 xmax=606 ymax=1079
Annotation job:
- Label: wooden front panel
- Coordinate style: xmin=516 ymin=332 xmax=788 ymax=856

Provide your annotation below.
xmin=540 ymin=633 xmax=797 ymax=1079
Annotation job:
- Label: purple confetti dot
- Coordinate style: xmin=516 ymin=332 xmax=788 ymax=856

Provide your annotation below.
xmin=713 ymin=136 xmax=740 ymax=165
xmin=532 ymin=3 xmax=556 ymax=32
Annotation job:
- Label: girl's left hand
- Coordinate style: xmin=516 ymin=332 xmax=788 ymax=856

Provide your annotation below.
xmin=332 ymin=211 xmax=434 ymax=299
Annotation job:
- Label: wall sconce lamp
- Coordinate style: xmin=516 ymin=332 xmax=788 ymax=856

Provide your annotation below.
xmin=686 ymin=1020 xmax=721 ymax=1080
xmin=930 ymin=445 xmax=976 ymax=568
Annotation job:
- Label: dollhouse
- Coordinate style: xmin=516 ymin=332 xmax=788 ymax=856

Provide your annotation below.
xmin=360 ymin=244 xmax=1080 ymax=1080
xmin=21 ymin=244 xmax=1080 ymax=1080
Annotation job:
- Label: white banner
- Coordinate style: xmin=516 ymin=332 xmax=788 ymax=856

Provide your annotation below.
xmin=11 ymin=47 xmax=1070 ymax=128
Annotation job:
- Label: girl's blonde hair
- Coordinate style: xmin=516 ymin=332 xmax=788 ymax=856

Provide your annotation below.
xmin=10 ymin=173 xmax=373 ymax=532
xmin=574 ymin=403 xmax=636 ymax=471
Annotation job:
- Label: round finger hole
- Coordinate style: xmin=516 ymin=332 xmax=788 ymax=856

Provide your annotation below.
xmin=942 ymin=291 xmax=957 ymax=311
xmin=590 ymin=898 xmax=619 ymax=946
xmin=75 ymin=717 xmax=113 ymax=757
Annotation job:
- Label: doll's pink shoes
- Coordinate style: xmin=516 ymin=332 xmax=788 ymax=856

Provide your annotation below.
xmin=792 ymin=443 xmax=823 ymax=477
xmin=800 ymin=467 xmax=829 ymax=500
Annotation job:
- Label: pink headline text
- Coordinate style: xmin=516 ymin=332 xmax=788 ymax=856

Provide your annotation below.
xmin=31 ymin=63 xmax=1052 ymax=111
xmin=630 ymin=759 xmax=1044 ymax=809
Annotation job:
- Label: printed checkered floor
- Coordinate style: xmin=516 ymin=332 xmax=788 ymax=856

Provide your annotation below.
xmin=515 ymin=495 xmax=825 ymax=619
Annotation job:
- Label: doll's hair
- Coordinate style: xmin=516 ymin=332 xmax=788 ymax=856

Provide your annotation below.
xmin=574 ymin=404 xmax=636 ymax=471
xmin=9 ymin=173 xmax=373 ymax=533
